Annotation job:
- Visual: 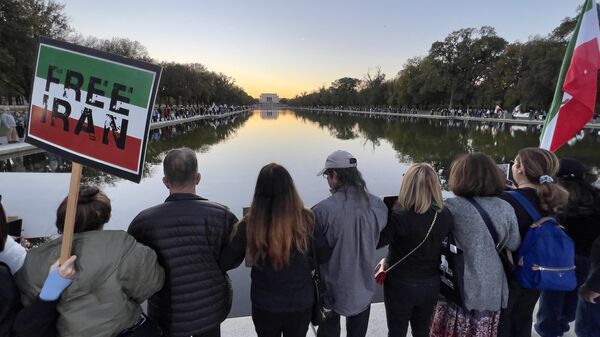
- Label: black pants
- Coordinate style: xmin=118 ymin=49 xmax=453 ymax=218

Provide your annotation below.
xmin=196 ymin=326 xmax=221 ymax=337
xmin=383 ymin=275 xmax=439 ymax=337
xmin=498 ymin=275 xmax=541 ymax=337
xmin=316 ymin=305 xmax=371 ymax=337
xmin=252 ymin=306 xmax=312 ymax=337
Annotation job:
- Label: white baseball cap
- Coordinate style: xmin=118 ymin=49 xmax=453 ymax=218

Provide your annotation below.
xmin=317 ymin=150 xmax=357 ymax=176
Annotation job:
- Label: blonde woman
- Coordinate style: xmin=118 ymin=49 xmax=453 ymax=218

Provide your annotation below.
xmin=377 ymin=163 xmax=453 ymax=337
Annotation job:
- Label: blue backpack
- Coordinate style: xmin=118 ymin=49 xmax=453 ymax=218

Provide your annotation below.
xmin=506 ymin=191 xmax=576 ymax=291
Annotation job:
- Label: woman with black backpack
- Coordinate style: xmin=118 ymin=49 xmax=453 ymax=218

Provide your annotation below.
xmin=498 ymin=148 xmax=569 ymax=337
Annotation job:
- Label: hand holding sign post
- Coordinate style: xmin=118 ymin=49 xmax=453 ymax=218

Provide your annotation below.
xmin=25 ymin=37 xmax=161 ymax=262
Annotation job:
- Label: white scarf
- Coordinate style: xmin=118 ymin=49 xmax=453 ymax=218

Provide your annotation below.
xmin=0 ymin=236 xmax=26 ymax=274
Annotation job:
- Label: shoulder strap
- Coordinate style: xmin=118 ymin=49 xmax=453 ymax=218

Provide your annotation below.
xmin=310 ymin=236 xmax=321 ymax=280
xmin=506 ymin=190 xmax=541 ymax=221
xmin=385 ymin=211 xmax=438 ymax=272
xmin=466 ymin=198 xmax=501 ymax=248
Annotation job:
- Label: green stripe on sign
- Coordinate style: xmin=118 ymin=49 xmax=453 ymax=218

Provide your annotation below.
xmin=35 ymin=45 xmax=154 ymax=108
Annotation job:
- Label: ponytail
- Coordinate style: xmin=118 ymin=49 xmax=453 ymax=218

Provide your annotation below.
xmin=537 ymin=178 xmax=569 ymax=213
xmin=517 ymin=148 xmax=569 ymax=213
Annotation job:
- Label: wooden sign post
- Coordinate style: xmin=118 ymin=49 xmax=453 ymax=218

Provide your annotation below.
xmin=59 ymin=163 xmax=82 ymax=264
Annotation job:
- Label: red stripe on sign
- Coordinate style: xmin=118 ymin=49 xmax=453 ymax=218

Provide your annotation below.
xmin=29 ymin=104 xmax=142 ymax=172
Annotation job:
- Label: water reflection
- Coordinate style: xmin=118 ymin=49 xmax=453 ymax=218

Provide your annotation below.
xmin=1 ymin=112 xmax=252 ymax=186
xmin=3 ymin=108 xmax=599 ymax=201
xmin=295 ymin=109 xmax=600 ymax=178
xmin=260 ymin=110 xmax=279 ymax=120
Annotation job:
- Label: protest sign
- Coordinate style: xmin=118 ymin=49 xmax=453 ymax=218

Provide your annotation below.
xmin=26 ymin=37 xmax=161 ymax=183
xmin=25 ymin=37 xmax=161 ymax=262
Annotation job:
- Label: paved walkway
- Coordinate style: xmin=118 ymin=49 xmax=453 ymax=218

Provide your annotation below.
xmin=222 ymin=303 xmax=390 ymax=337
xmin=221 ymin=302 xmax=575 ymax=337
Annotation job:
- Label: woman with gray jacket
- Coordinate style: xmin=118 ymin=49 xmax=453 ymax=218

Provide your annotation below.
xmin=430 ymin=153 xmax=520 ymax=337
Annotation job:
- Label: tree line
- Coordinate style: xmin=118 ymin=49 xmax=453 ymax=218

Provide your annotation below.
xmin=0 ymin=0 xmax=255 ymax=106
xmin=287 ymin=14 xmax=584 ymax=113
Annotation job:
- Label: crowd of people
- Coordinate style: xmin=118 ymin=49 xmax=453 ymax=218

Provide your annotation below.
xmin=299 ymin=105 xmax=556 ymax=121
xmin=0 ymin=104 xmax=249 ymax=146
xmin=0 ymin=108 xmax=26 ymax=144
xmin=1 ymin=147 xmax=599 ymax=337
xmin=151 ymin=104 xmax=250 ymax=123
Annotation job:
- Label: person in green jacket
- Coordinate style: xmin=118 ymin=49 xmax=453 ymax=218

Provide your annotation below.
xmin=15 ymin=186 xmax=165 ymax=337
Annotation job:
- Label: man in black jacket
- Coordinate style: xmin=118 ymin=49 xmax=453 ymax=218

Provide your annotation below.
xmin=128 ymin=148 xmax=238 ymax=337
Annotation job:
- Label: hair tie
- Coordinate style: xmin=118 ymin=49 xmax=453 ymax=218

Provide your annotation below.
xmin=539 ymin=175 xmax=554 ymax=185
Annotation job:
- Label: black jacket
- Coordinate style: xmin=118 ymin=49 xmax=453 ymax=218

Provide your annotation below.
xmin=128 ymin=193 xmax=238 ymax=337
xmin=0 ymin=262 xmax=58 ymax=337
xmin=587 ymin=235 xmax=600 ymax=293
xmin=377 ymin=207 xmax=452 ymax=281
xmin=219 ymin=221 xmax=315 ymax=312
xmin=558 ymin=203 xmax=600 ymax=257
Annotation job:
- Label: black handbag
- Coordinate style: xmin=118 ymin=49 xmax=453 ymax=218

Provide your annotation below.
xmin=439 ymin=230 xmax=466 ymax=307
xmin=309 ymin=239 xmax=330 ymax=326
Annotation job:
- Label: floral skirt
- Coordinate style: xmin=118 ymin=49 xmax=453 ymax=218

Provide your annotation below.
xmin=430 ymin=296 xmax=500 ymax=337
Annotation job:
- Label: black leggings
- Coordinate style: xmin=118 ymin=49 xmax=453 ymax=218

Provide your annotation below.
xmin=252 ymin=306 xmax=312 ymax=337
xmin=384 ymin=275 xmax=440 ymax=337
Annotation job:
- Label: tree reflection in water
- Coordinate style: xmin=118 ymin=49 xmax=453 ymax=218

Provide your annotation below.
xmin=294 ymin=109 xmax=600 ymax=185
xmin=2 ymin=109 xmax=598 ymax=187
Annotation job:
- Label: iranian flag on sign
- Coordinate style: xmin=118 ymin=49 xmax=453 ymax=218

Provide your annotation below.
xmin=540 ymin=0 xmax=600 ymax=152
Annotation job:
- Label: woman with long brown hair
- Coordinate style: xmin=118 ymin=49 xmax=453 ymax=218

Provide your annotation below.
xmin=498 ymin=148 xmax=569 ymax=337
xmin=219 ymin=163 xmax=318 ymax=337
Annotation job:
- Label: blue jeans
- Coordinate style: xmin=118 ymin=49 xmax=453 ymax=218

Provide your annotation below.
xmin=534 ymin=255 xmax=590 ymax=337
xmin=575 ymin=297 xmax=600 ymax=337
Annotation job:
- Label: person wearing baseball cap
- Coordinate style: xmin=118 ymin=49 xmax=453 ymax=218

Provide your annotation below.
xmin=313 ymin=150 xmax=388 ymax=337
xmin=316 ymin=150 xmax=358 ymax=177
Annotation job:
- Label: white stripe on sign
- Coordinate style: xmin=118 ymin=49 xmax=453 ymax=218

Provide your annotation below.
xmin=31 ymin=77 xmax=149 ymax=139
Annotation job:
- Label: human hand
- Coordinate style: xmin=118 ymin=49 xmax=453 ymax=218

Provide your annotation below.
xmin=49 ymin=255 xmax=77 ymax=280
xmin=505 ymin=180 xmax=516 ymax=190
xmin=39 ymin=255 xmax=77 ymax=301
xmin=580 ymin=284 xmax=600 ymax=304
xmin=19 ymin=238 xmax=32 ymax=250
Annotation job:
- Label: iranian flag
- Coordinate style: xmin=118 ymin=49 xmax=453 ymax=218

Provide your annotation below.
xmin=540 ymin=0 xmax=600 ymax=152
